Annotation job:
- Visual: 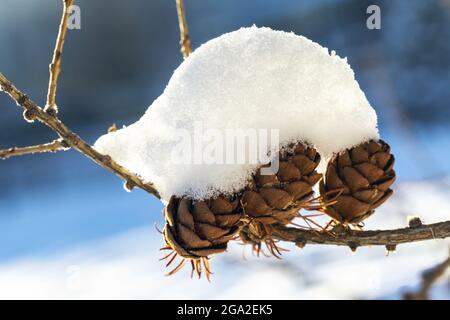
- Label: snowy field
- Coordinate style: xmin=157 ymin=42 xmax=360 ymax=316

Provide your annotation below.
xmin=0 ymin=177 xmax=448 ymax=299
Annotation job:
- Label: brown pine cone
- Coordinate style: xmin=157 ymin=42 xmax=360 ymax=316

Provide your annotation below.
xmin=319 ymin=139 xmax=396 ymax=224
xmin=164 ymin=195 xmax=242 ymax=260
xmin=241 ymin=142 xmax=322 ymax=226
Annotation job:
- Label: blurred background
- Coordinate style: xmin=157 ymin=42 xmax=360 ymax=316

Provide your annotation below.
xmin=0 ymin=0 xmax=449 ymax=299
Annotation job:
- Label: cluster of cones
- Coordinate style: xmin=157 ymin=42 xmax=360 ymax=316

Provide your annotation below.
xmin=161 ymin=140 xmax=395 ymax=279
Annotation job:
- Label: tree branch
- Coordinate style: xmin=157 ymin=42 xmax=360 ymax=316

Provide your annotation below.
xmin=175 ymin=0 xmax=192 ymax=58
xmin=404 ymin=253 xmax=450 ymax=299
xmin=2 ymin=2 xmax=450 ymax=254
xmin=0 ymin=72 xmax=160 ymax=199
xmin=45 ymin=0 xmax=74 ymax=114
xmin=3 ymin=70 xmax=450 ymax=250
xmin=0 ymin=139 xmax=68 ymax=160
xmin=271 ymin=219 xmax=450 ymax=250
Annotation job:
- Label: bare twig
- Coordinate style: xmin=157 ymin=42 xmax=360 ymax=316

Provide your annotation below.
xmin=0 ymin=73 xmax=160 ymax=199
xmin=1 ymin=1 xmax=75 ymax=163
xmin=0 ymin=139 xmax=68 ymax=160
xmin=45 ymin=0 xmax=74 ymax=114
xmin=108 ymin=123 xmax=118 ymax=133
xmin=404 ymin=253 xmax=450 ymax=299
xmin=175 ymin=0 xmax=192 ymax=58
xmin=271 ymin=220 xmax=450 ymax=250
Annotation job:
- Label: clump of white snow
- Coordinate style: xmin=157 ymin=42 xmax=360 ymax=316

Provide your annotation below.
xmin=95 ymin=26 xmax=379 ymax=201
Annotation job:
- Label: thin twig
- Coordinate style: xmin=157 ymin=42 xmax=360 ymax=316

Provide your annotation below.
xmin=271 ymin=220 xmax=450 ymax=250
xmin=0 ymin=139 xmax=68 ymax=160
xmin=175 ymin=0 xmax=192 ymax=58
xmin=404 ymin=253 xmax=450 ymax=300
xmin=0 ymin=73 xmax=160 ymax=199
xmin=45 ymin=0 xmax=74 ymax=114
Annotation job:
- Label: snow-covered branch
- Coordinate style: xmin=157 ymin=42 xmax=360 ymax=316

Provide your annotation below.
xmin=1 ymin=0 xmax=449 ymax=255
xmin=3 ymin=70 xmax=448 ymax=248
xmin=270 ymin=218 xmax=450 ymax=250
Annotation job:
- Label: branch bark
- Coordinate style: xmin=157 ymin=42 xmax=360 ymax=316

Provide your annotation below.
xmin=0 ymin=139 xmax=68 ymax=160
xmin=175 ymin=0 xmax=192 ymax=58
xmin=0 ymin=72 xmax=160 ymax=199
xmin=271 ymin=219 xmax=450 ymax=250
xmin=45 ymin=0 xmax=74 ymax=114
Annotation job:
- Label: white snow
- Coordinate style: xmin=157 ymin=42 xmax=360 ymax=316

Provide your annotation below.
xmin=94 ymin=26 xmax=379 ymax=201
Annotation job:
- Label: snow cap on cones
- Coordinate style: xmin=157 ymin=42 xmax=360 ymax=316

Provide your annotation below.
xmin=94 ymin=26 xmax=395 ymax=277
xmin=94 ymin=26 xmax=379 ymax=202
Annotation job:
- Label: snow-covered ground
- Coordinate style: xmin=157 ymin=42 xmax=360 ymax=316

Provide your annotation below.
xmin=0 ymin=178 xmax=448 ymax=299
